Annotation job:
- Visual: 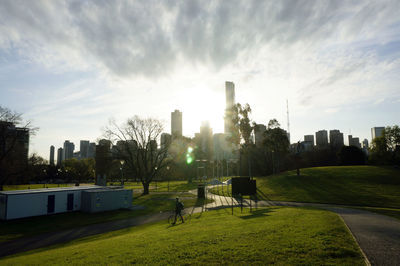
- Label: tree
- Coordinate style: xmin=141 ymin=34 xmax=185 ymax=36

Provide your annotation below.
xmin=104 ymin=116 xmax=170 ymax=194
xmin=0 ymin=106 xmax=38 ymax=190
xmin=63 ymin=158 xmax=95 ymax=184
xmin=337 ymin=146 xmax=365 ymax=165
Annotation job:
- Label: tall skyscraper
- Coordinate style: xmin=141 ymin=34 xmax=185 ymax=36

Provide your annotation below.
xmin=80 ymin=140 xmax=90 ymax=159
xmin=63 ymin=140 xmax=75 ymax=160
xmin=49 ymin=145 xmax=55 ymax=165
xmin=348 ymin=135 xmax=361 ymax=148
xmin=161 ymin=133 xmax=172 ymax=150
xmin=304 ymin=135 xmax=315 ymax=146
xmin=329 ymin=129 xmax=344 ymax=148
xmin=88 ymin=142 xmax=96 ymax=158
xmin=200 ymin=121 xmax=213 ymax=160
xmin=371 ymin=127 xmax=385 ymax=140
xmin=315 ymin=130 xmax=328 ymax=147
xmin=224 ymin=81 xmax=235 ymax=134
xmin=171 ymin=110 xmax=182 ymax=138
xmin=57 ymin=147 xmax=63 ymax=166
xmin=254 ymin=124 xmax=267 ymax=148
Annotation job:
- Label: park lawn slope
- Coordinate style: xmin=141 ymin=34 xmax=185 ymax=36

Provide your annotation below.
xmin=0 ymin=207 xmax=365 ymax=265
xmin=212 ymin=166 xmax=400 ymax=208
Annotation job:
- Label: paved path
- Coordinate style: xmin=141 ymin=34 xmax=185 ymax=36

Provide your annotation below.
xmin=1 ymin=188 xmax=399 ymax=266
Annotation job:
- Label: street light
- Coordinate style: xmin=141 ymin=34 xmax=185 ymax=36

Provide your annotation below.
xmin=120 ymin=159 xmax=125 ymax=186
xmin=166 ymin=166 xmax=170 ymax=192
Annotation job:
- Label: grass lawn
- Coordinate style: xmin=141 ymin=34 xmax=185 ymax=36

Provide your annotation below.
xmin=211 ymin=166 xmax=400 ymax=208
xmin=122 ymin=180 xmax=200 ymax=192
xmin=0 ymin=207 xmax=365 ymax=265
xmin=0 ymin=192 xmax=212 ymax=243
xmin=3 ymin=184 xmax=74 ymax=191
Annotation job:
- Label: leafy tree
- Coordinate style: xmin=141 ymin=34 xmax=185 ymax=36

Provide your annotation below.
xmin=262 ymin=119 xmax=289 ymax=173
xmin=104 ymin=116 xmax=170 ymax=194
xmin=337 ymin=146 xmax=365 ymax=165
xmin=63 ymin=158 xmax=95 ymax=184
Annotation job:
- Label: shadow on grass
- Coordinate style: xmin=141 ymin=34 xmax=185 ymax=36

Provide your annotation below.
xmin=239 ymin=208 xmax=275 ymax=220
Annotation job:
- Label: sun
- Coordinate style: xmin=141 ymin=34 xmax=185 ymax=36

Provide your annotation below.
xmin=180 ymin=87 xmax=225 ymax=136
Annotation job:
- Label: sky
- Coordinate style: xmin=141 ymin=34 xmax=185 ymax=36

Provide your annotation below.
xmin=0 ymin=0 xmax=399 ymax=160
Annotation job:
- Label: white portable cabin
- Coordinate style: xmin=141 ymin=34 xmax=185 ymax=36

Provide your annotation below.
xmin=81 ymin=188 xmax=133 ymax=213
xmin=0 ymin=186 xmax=104 ymax=220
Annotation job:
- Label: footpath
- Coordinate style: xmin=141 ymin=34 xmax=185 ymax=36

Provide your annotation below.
xmin=0 ymin=190 xmax=399 ymax=266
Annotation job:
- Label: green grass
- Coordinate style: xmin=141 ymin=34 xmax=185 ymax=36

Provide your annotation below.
xmin=212 ymin=166 xmax=400 ymax=208
xmin=0 ymin=192 xmax=212 ymax=243
xmin=0 ymin=207 xmax=365 ymax=265
xmin=122 ymin=180 xmax=199 ymax=192
xmin=3 ymin=184 xmax=74 ymax=191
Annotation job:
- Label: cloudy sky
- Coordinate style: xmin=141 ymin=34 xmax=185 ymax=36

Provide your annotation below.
xmin=0 ymin=0 xmax=399 ymax=159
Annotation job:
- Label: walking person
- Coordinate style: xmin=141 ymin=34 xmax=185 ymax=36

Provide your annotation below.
xmin=173 ymin=197 xmax=184 ymax=225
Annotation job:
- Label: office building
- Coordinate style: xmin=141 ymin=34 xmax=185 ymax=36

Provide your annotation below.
xmin=329 ymin=130 xmax=344 ymax=148
xmin=304 ymin=135 xmax=315 ymax=146
xmin=371 ymin=127 xmax=385 ymax=140
xmin=224 ymin=81 xmax=235 ymax=134
xmin=200 ymin=121 xmax=213 ymax=160
xmin=348 ymin=135 xmax=361 ymax=148
xmin=57 ymin=147 xmax=63 ymax=166
xmin=49 ymin=145 xmax=55 ymax=165
xmin=0 ymin=121 xmax=29 ymax=173
xmin=254 ymin=124 xmax=267 ymax=148
xmin=315 ymin=130 xmax=328 ymax=147
xmin=63 ymin=140 xmax=75 ymax=161
xmin=88 ymin=142 xmax=96 ymax=158
xmin=161 ymin=133 xmax=172 ymax=150
xmin=80 ymin=140 xmax=90 ymax=159
xmin=171 ymin=110 xmax=182 ymax=138
xmin=362 ymin=139 xmax=369 ymax=155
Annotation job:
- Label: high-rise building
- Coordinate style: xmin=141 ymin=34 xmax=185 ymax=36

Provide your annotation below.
xmin=0 ymin=121 xmax=29 ymax=173
xmin=315 ymin=130 xmax=328 ymax=147
xmin=371 ymin=127 xmax=385 ymax=140
xmin=63 ymin=140 xmax=75 ymax=160
xmin=348 ymin=135 xmax=361 ymax=148
xmin=49 ymin=145 xmax=55 ymax=165
xmin=224 ymin=81 xmax=236 ymax=134
xmin=200 ymin=121 xmax=213 ymax=160
xmin=171 ymin=110 xmax=182 ymax=138
xmin=304 ymin=135 xmax=315 ymax=146
xmin=80 ymin=140 xmax=90 ymax=159
xmin=161 ymin=133 xmax=172 ymax=150
xmin=88 ymin=142 xmax=96 ymax=158
xmin=57 ymin=147 xmax=63 ymax=166
xmin=329 ymin=130 xmax=344 ymax=148
xmin=362 ymin=139 xmax=369 ymax=155
xmin=254 ymin=124 xmax=267 ymax=148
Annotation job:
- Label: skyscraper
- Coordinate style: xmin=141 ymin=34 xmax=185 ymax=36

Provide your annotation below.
xmin=315 ymin=130 xmax=328 ymax=147
xmin=80 ymin=140 xmax=90 ymax=159
xmin=371 ymin=127 xmax=384 ymax=140
xmin=57 ymin=147 xmax=63 ymax=166
xmin=160 ymin=133 xmax=172 ymax=150
xmin=63 ymin=140 xmax=75 ymax=160
xmin=171 ymin=110 xmax=182 ymax=138
xmin=348 ymin=135 xmax=361 ymax=148
xmin=254 ymin=124 xmax=267 ymax=148
xmin=200 ymin=121 xmax=213 ymax=160
xmin=329 ymin=130 xmax=344 ymax=148
xmin=304 ymin=135 xmax=315 ymax=146
xmin=224 ymin=81 xmax=235 ymax=134
xmin=49 ymin=145 xmax=55 ymax=165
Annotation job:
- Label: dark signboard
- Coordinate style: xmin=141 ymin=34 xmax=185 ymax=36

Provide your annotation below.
xmin=232 ymin=177 xmax=256 ymax=196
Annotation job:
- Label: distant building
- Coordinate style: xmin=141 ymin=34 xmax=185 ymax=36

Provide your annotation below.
xmin=200 ymin=121 xmax=213 ymax=160
xmin=224 ymin=81 xmax=236 ymax=134
xmin=329 ymin=130 xmax=344 ymax=148
xmin=213 ymin=133 xmax=233 ymax=160
xmin=88 ymin=142 xmax=96 ymax=158
xmin=348 ymin=135 xmax=361 ymax=148
xmin=362 ymin=139 xmax=369 ymax=155
xmin=49 ymin=145 xmax=55 ymax=165
xmin=171 ymin=110 xmax=182 ymax=138
xmin=57 ymin=148 xmax=63 ymax=166
xmin=63 ymin=140 xmax=75 ymax=161
xmin=0 ymin=121 xmax=29 ymax=174
xmin=304 ymin=135 xmax=314 ymax=146
xmin=315 ymin=130 xmax=328 ymax=147
xmin=80 ymin=140 xmax=90 ymax=159
xmin=371 ymin=127 xmax=385 ymax=140
xmin=254 ymin=124 xmax=267 ymax=148
xmin=160 ymin=133 xmax=172 ymax=150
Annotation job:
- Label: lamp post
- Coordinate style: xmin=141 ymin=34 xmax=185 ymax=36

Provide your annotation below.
xmin=120 ymin=159 xmax=125 ymax=186
xmin=167 ymin=166 xmax=170 ymax=192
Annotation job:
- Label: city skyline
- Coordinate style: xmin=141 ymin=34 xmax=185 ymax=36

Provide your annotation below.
xmin=0 ymin=1 xmax=399 ymax=160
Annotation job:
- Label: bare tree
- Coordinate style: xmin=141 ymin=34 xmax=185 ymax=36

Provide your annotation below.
xmin=104 ymin=116 xmax=170 ymax=194
xmin=0 ymin=106 xmax=38 ymax=190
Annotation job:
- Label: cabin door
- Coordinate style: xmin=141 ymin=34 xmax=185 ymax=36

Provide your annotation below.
xmin=47 ymin=195 xmax=55 ymax=213
xmin=67 ymin=193 xmax=74 ymax=211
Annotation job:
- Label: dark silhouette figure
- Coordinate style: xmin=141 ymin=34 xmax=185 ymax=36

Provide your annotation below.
xmin=173 ymin=198 xmax=184 ymax=224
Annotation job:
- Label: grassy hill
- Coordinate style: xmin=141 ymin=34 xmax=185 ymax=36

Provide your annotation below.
xmin=0 ymin=208 xmax=364 ymax=265
xmin=213 ymin=166 xmax=400 ymax=208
